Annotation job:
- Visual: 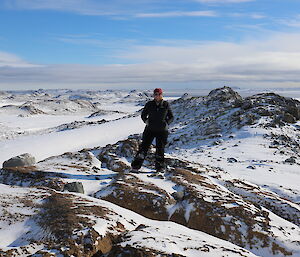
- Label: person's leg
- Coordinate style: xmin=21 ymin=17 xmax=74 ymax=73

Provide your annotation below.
xmin=131 ymin=128 xmax=155 ymax=169
xmin=155 ymin=130 xmax=168 ymax=171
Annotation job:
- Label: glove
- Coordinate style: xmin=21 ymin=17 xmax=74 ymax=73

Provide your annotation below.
xmin=145 ymin=119 xmax=149 ymax=126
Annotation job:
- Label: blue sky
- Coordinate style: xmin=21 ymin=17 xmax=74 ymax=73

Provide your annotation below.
xmin=1 ymin=0 xmax=300 ymax=90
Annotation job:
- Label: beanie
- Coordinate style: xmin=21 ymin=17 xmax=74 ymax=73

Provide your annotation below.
xmin=154 ymin=88 xmax=163 ymax=94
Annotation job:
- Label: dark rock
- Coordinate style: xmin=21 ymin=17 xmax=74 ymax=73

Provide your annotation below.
xmin=207 ymin=86 xmax=242 ymax=105
xmin=227 ymin=157 xmax=238 ymax=163
xmin=172 ymin=191 xmax=185 ymax=201
xmin=244 ymin=113 xmax=257 ymax=125
xmin=285 ymin=106 xmax=300 ymax=120
xmin=2 ymin=153 xmax=36 ymax=168
xmin=20 ymin=104 xmax=45 ymax=115
xmin=241 ymin=100 xmax=253 ymax=110
xmin=284 ymin=157 xmax=296 ymax=164
xmin=64 ymin=182 xmax=85 ymax=194
xmin=212 ymin=140 xmax=223 ymax=145
xmin=283 ymin=112 xmax=296 ymax=123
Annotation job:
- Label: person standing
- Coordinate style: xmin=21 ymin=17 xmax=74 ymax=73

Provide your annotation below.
xmin=131 ymin=88 xmax=174 ymax=173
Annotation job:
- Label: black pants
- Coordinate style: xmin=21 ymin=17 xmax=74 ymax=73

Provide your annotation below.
xmin=136 ymin=128 xmax=168 ymax=169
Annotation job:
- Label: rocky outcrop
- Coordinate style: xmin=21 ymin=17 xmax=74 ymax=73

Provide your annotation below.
xmin=168 ymin=87 xmax=300 ymax=152
xmin=241 ymin=92 xmax=300 ymax=126
xmin=20 ymin=103 xmax=46 ymax=115
xmin=206 ymin=86 xmax=243 ymax=106
xmin=92 ymin=138 xmax=300 ymax=256
xmin=64 ymin=181 xmax=85 ymax=194
xmin=50 ymin=119 xmax=107 ymax=132
xmin=2 ymin=153 xmax=36 ymax=169
xmin=0 ymin=185 xmax=257 ymax=257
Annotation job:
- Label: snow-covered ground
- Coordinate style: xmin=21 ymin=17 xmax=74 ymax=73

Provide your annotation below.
xmin=0 ymin=115 xmax=145 ymax=164
xmin=0 ymin=87 xmax=299 ymax=256
xmin=171 ymin=123 xmax=300 ymax=203
xmin=0 ymin=89 xmax=149 ymax=163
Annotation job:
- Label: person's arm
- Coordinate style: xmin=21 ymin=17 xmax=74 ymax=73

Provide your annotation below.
xmin=166 ymin=102 xmax=174 ymax=125
xmin=141 ymin=102 xmax=149 ymax=123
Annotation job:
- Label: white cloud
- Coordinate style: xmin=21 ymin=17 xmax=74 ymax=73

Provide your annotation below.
xmin=135 ymin=10 xmax=217 ymax=18
xmin=193 ymin=0 xmax=253 ymax=3
xmin=228 ymin=12 xmax=266 ymax=19
xmin=2 ymin=0 xmax=161 ymax=16
xmin=3 ymin=0 xmax=116 ymax=16
xmin=279 ymin=15 xmax=300 ymax=28
xmin=0 ymin=51 xmax=40 ymax=68
xmin=2 ymin=32 xmax=300 ymax=89
xmin=3 ymin=0 xmax=254 ymax=17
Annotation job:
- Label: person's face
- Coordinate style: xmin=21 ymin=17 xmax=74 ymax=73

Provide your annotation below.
xmin=154 ymin=92 xmax=163 ymax=101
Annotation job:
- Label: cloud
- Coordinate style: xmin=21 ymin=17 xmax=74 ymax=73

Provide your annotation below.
xmin=2 ymin=32 xmax=300 ymax=89
xmin=3 ymin=0 xmax=254 ymax=17
xmin=193 ymin=0 xmax=253 ymax=3
xmin=135 ymin=10 xmax=217 ymax=18
xmin=56 ymin=34 xmax=138 ymax=49
xmin=3 ymin=0 xmax=129 ymax=16
xmin=2 ymin=0 xmax=165 ymax=16
xmin=279 ymin=15 xmax=300 ymax=28
xmin=228 ymin=12 xmax=266 ymax=19
xmin=0 ymin=51 xmax=40 ymax=68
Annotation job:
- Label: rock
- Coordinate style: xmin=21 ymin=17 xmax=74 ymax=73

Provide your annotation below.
xmin=207 ymin=86 xmax=243 ymax=105
xmin=227 ymin=157 xmax=238 ymax=163
xmin=172 ymin=191 xmax=185 ymax=201
xmin=2 ymin=153 xmax=36 ymax=168
xmin=244 ymin=113 xmax=257 ymax=125
xmin=247 ymin=165 xmax=256 ymax=169
xmin=283 ymin=112 xmax=296 ymax=123
xmin=20 ymin=104 xmax=45 ymax=115
xmin=284 ymin=157 xmax=296 ymax=164
xmin=180 ymin=93 xmax=191 ymax=100
xmin=64 ymin=182 xmax=85 ymax=194
xmin=241 ymin=100 xmax=253 ymax=110
xmin=212 ymin=140 xmax=223 ymax=145
xmin=285 ymin=105 xmax=300 ymax=120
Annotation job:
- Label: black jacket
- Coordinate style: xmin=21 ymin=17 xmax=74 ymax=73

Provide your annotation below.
xmin=141 ymin=100 xmax=174 ymax=131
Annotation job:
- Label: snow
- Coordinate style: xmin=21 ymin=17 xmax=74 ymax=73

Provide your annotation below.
xmin=80 ymin=195 xmax=258 ymax=257
xmin=0 ymin=184 xmax=49 ymax=252
xmin=170 ymin=124 xmax=300 ymax=201
xmin=183 ymin=201 xmax=195 ymax=222
xmin=0 ymin=115 xmax=144 ymax=164
xmin=134 ymin=168 xmax=178 ymax=195
xmin=0 ymin=222 xmax=30 ymax=247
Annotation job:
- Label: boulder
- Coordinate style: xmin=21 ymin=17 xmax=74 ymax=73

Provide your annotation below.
xmin=64 ymin=182 xmax=85 ymax=194
xmin=2 ymin=153 xmax=36 ymax=169
xmin=284 ymin=157 xmax=296 ymax=164
xmin=172 ymin=191 xmax=185 ymax=201
xmin=227 ymin=157 xmax=238 ymax=163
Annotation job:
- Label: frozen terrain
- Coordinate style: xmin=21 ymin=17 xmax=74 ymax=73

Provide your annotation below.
xmin=0 ymin=87 xmax=299 ymax=256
